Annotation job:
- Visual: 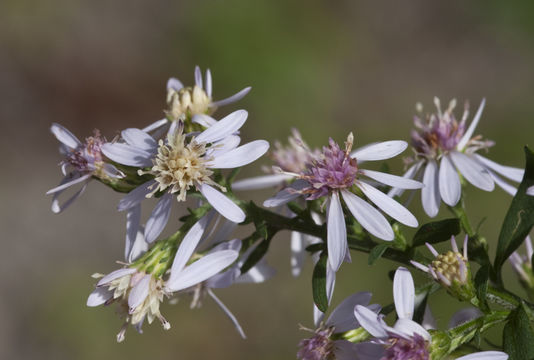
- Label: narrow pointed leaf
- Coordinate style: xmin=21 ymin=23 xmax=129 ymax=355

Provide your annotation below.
xmin=412 ymin=218 xmax=460 ymax=247
xmin=312 ymin=252 xmax=328 ymax=313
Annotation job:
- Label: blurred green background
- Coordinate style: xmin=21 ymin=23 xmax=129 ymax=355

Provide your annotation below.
xmin=1 ymin=0 xmax=534 ymax=358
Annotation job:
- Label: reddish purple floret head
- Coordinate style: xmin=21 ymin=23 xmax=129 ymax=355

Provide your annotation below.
xmin=64 ymin=129 xmax=104 ymax=173
xmin=297 ymin=330 xmax=335 ymax=360
xmin=382 ymin=334 xmax=429 ymax=360
xmin=303 ymin=135 xmax=358 ymax=200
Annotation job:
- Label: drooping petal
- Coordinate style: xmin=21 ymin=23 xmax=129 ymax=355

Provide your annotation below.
xmin=125 ymin=205 xmax=141 ymax=261
xmin=362 ymin=169 xmax=423 ymax=190
xmin=393 ymin=267 xmax=415 ymax=320
xmin=101 ymin=143 xmax=154 ymax=167
xmin=208 ymin=135 xmax=241 ymax=157
xmin=51 ymin=179 xmax=89 ymax=214
xmin=97 ymin=268 xmax=137 ymax=286
xmin=421 ymin=160 xmax=441 ymax=217
xmin=489 ymin=171 xmax=517 ymax=196
xmin=474 ymin=154 xmax=524 ymax=183
xmin=121 ymin=128 xmax=157 ymax=151
xmin=326 ymin=292 xmax=372 ymax=332
xmin=354 ymin=305 xmax=388 ymax=338
xmin=327 ymin=192 xmax=347 ymax=271
xmin=144 ymin=193 xmax=173 ymax=244
xmin=46 ymin=173 xmax=92 ymax=195
xmin=439 ymin=154 xmax=461 ymax=206
xmin=457 ymin=98 xmax=485 ymax=151
xmin=212 ymin=87 xmax=251 ymax=107
xmin=450 ymin=151 xmax=494 ymax=191
xmin=170 ymin=216 xmax=210 ymax=275
xmin=207 ymin=289 xmax=246 ymax=339
xmin=357 ymin=182 xmax=418 ymax=227
xmin=50 ymin=123 xmax=82 ymax=149
xmin=167 ymin=77 xmax=183 ymax=91
xmin=200 ymin=184 xmax=245 ymax=223
xmin=392 ymin=318 xmax=431 ymax=341
xmin=388 ymin=162 xmax=424 ymax=198
xmin=448 ymin=307 xmax=482 ymax=329
xmin=233 ymin=174 xmax=293 ymax=191
xmin=456 ymin=352 xmax=508 ymax=360
xmin=195 ymin=110 xmax=248 ymax=144
xmin=350 ymin=141 xmax=407 ymax=162
xmin=129 ymin=226 xmax=149 ymax=263
xmin=208 ymin=140 xmax=269 ymax=169
xmin=341 ymin=190 xmax=394 ymax=241
xmin=192 ymin=114 xmax=217 ymax=128
xmin=128 ymin=274 xmax=151 ymax=311
xmin=87 ymin=287 xmax=113 ymax=307
xmin=142 ymin=118 xmax=168 ymax=134
xmin=263 ymin=179 xmax=307 ymax=207
xmin=118 ymin=180 xmax=156 ymax=211
xmin=166 ymin=250 xmax=239 ymax=292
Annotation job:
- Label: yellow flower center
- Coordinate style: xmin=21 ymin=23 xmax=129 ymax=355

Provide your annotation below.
xmin=165 ymin=85 xmax=212 ymax=121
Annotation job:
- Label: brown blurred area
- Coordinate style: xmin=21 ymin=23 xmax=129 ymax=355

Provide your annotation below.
xmin=2 ymin=0 xmax=534 ymax=358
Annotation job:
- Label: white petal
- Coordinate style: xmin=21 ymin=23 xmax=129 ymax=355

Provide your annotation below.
xmin=166 ymin=250 xmax=239 ymax=292
xmin=144 ymin=193 xmax=173 ymax=244
xmin=450 ymin=151 xmax=494 ymax=191
xmin=475 ymin=154 xmax=524 ymax=183
xmin=489 ymin=171 xmax=517 ymax=196
xmin=327 ymin=192 xmax=347 ymax=271
xmin=326 ymin=262 xmax=336 ymax=304
xmin=314 ymin=304 xmax=326 ymax=327
xmin=200 ymin=184 xmax=245 ymax=223
xmin=208 ymin=135 xmax=241 ymax=157
xmin=448 ymin=307 xmax=482 ymax=329
xmin=349 ymin=342 xmax=385 ymax=360
xmin=128 ymin=274 xmax=151 ymax=311
xmin=205 ymin=69 xmax=212 ymax=97
xmin=439 ymin=154 xmax=461 ymax=206
xmin=233 ymin=174 xmax=293 ymax=191
xmin=121 ymin=128 xmax=157 ymax=151
xmin=326 ymin=292 xmax=372 ymax=332
xmin=129 ymin=225 xmax=149 ymax=263
xmin=354 ymin=305 xmax=388 ymax=338
xmin=363 ymin=169 xmax=423 ymax=190
xmin=142 ymin=118 xmax=168 ymax=133
xmin=208 ymin=140 xmax=269 ymax=169
xmin=457 ymin=98 xmax=485 ymax=151
xmin=102 ymin=163 xmax=125 ymax=179
xmin=456 ymin=351 xmax=508 ymax=360
xmin=212 ymin=87 xmax=251 ymax=107
xmin=87 ymin=287 xmax=113 ymax=307
xmin=207 ymin=289 xmax=246 ymax=339
xmin=290 ymin=232 xmax=305 ymax=277
xmin=101 ymin=143 xmax=153 ymax=167
xmin=421 ymin=160 xmax=441 ymax=217
xmin=333 ymin=340 xmax=360 ymax=360
xmin=237 ymin=260 xmax=276 ymax=284
xmin=50 ymin=123 xmax=81 ymax=149
xmin=118 ymin=180 xmax=156 ymax=211
xmin=528 ymin=186 xmax=534 ymax=196
xmin=393 ymin=267 xmax=415 ymax=320
xmin=195 ymin=110 xmax=248 ymax=144
xmin=47 ymin=173 xmax=92 ymax=195
xmin=50 ymin=179 xmax=89 ymax=213
xmin=262 ymin=179 xmax=307 ymax=207
xmin=341 ymin=190 xmax=394 ymax=241
xmin=125 ymin=205 xmax=141 ymax=261
xmin=192 ymin=114 xmax=217 ymax=128
xmin=388 ymin=162 xmax=424 ymax=198
xmin=350 ymin=141 xmax=407 ymax=161
xmin=167 ymin=77 xmax=183 ymax=91
xmin=97 ymin=268 xmax=137 ymax=286
xmin=358 ymin=182 xmax=418 ymax=227
xmin=422 ymin=305 xmax=437 ymax=330
xmin=194 ymin=66 xmax=203 ymax=89
xmin=206 ymin=268 xmax=239 ymax=289
xmin=170 ymin=216 xmax=210 ymax=276
xmin=392 ymin=318 xmax=431 ymax=340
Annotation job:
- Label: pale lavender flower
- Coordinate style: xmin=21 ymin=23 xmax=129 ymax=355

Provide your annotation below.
xmin=264 ymin=133 xmax=423 ymax=271
xmin=390 ymin=98 xmax=524 ymax=217
xmin=298 ymin=292 xmax=380 ymax=360
xmin=509 ymin=235 xmax=534 ymax=288
xmin=527 ymin=186 xmax=534 ymax=196
xmin=354 ymin=267 xmax=508 ymax=360
xmin=46 ymin=123 xmax=124 ymax=213
xmin=102 ymin=111 xmax=269 ymax=243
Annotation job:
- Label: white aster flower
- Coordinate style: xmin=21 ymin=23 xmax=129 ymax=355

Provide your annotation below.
xmin=102 ymin=111 xmax=269 ymax=243
xmin=390 ymin=98 xmax=524 ymax=217
xmin=354 ymin=267 xmax=508 ymax=360
xmin=46 ymin=123 xmax=124 ymax=213
xmin=264 ymin=133 xmax=423 ymax=271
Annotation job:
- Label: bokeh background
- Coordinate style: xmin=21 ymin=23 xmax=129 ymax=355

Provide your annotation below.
xmin=2 ymin=1 xmax=534 ymax=358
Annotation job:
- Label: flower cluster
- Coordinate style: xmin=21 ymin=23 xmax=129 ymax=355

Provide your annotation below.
xmin=48 ymin=68 xmax=526 ymax=359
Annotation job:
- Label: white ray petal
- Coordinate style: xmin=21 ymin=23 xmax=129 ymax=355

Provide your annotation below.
xmin=170 ymin=216 xmax=210 ymax=276
xmin=528 ymin=186 xmax=534 ymax=196
xmin=341 ymin=190 xmax=394 ymax=241
xmin=263 ymin=179 xmax=307 ymax=207
xmin=290 ymin=232 xmax=305 ymax=277
xmin=47 ymin=173 xmax=92 ymax=195
xmin=166 ymin=250 xmax=239 ymax=292
xmin=167 ymin=77 xmax=183 ymax=91
xmin=51 ymin=179 xmax=89 ymax=213
xmin=474 ymin=154 xmax=524 ymax=183
xmin=207 ymin=289 xmax=246 ymax=339
xmin=125 ymin=205 xmax=141 ymax=261
xmin=118 ymin=180 xmax=156 ymax=211
xmin=192 ymin=114 xmax=217 ymax=128
xmin=350 ymin=141 xmax=407 ymax=161
xmin=97 ymin=268 xmax=137 ymax=286
xmin=208 ymin=135 xmax=241 ymax=157
xmin=200 ymin=184 xmax=245 ymax=223
xmin=362 ymin=169 xmax=423 ymax=190
xmin=205 ymin=69 xmax=212 ymax=97
xmin=354 ymin=305 xmax=388 ymax=338
xmin=121 ymin=128 xmax=157 ymax=151
xmin=326 ymin=292 xmax=372 ymax=332
xmin=233 ymin=174 xmax=293 ymax=191
xmin=87 ymin=287 xmax=113 ymax=307
xmin=208 ymin=140 xmax=269 ymax=169
xmin=392 ymin=318 xmax=431 ymax=340
xmin=327 ymin=192 xmax=347 ymax=271
xmin=194 ymin=66 xmax=203 ymax=89
xmin=450 ymin=151 xmax=494 ymax=191
xmin=128 ymin=274 xmax=151 ymax=311
xmin=50 ymin=123 xmax=81 ymax=149
xmin=439 ymin=154 xmax=461 ymax=206
xmin=358 ymin=182 xmax=418 ymax=227
xmin=388 ymin=162 xmax=423 ymax=198
xmin=457 ymin=98 xmax=485 ymax=151
xmin=421 ymin=160 xmax=441 ymax=217
xmin=142 ymin=118 xmax=168 ymax=133
xmin=101 ymin=143 xmax=154 ymax=167
xmin=393 ymin=267 xmax=415 ymax=320
xmin=490 ymin=171 xmax=517 ymax=196
xmin=212 ymin=87 xmax=251 ymax=107
xmin=195 ymin=110 xmax=248 ymax=144
xmin=455 ymin=351 xmax=508 ymax=360
xmin=144 ymin=193 xmax=173 ymax=244
xmin=448 ymin=307 xmax=482 ymax=329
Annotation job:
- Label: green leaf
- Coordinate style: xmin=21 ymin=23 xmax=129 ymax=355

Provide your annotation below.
xmin=503 ymin=303 xmax=534 ymax=360
xmin=413 ymin=290 xmax=429 ymax=325
xmin=305 ymin=243 xmax=325 ymax=253
xmin=368 ymin=243 xmax=389 ymax=265
xmin=240 ymin=237 xmax=272 ymax=274
xmin=474 ymin=265 xmax=490 ymax=312
xmin=494 ymin=147 xmax=534 ymax=280
xmin=312 ymin=252 xmax=328 ymax=313
xmin=412 ymin=218 xmax=461 ymax=247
